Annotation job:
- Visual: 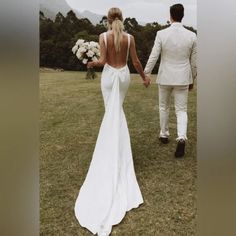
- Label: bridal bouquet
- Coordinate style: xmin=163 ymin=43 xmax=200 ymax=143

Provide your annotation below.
xmin=72 ymin=39 xmax=100 ymax=79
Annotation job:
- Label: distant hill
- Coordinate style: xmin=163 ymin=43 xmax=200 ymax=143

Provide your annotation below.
xmin=39 ymin=0 xmax=103 ymax=24
xmin=80 ymin=10 xmax=104 ymax=25
xmin=40 ymin=0 xmax=76 ymax=18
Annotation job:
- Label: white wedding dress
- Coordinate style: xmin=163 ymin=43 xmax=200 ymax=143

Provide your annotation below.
xmin=74 ymin=33 xmax=143 ymax=235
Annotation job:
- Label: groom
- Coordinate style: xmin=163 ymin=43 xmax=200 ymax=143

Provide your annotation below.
xmin=144 ymin=4 xmax=197 ymax=158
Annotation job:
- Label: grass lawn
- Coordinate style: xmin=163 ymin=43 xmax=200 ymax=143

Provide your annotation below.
xmin=40 ymin=71 xmax=197 ymax=236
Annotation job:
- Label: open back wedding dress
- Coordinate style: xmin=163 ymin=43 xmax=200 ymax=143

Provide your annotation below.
xmin=74 ymin=32 xmax=143 ymax=235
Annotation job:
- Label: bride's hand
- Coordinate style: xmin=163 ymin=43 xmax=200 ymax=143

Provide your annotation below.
xmin=87 ymin=62 xmax=94 ymax=69
xmin=143 ymin=76 xmax=151 ymax=88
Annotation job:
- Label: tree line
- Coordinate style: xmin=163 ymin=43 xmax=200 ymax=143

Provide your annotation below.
xmin=40 ymin=10 xmax=196 ymax=73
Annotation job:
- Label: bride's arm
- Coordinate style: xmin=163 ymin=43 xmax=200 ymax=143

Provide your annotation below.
xmin=129 ymin=35 xmax=147 ymax=82
xmin=87 ymin=34 xmax=107 ymax=68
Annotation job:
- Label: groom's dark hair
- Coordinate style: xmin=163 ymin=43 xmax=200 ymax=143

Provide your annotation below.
xmin=170 ymin=4 xmax=184 ymax=22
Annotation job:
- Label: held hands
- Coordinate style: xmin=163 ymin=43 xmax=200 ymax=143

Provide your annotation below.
xmin=143 ymin=75 xmax=151 ymax=88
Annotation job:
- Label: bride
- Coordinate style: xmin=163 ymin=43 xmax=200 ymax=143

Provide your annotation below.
xmin=74 ymin=7 xmax=150 ymax=236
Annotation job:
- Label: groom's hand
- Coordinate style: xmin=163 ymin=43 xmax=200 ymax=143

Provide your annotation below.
xmin=143 ymin=75 xmax=151 ymax=88
xmin=143 ymin=78 xmax=150 ymax=88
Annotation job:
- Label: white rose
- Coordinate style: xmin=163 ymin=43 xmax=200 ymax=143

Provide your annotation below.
xmin=76 ymin=39 xmax=85 ymax=46
xmin=83 ymin=42 xmax=89 ymax=48
xmin=91 ymin=47 xmax=98 ymax=53
xmin=72 ymin=45 xmax=78 ymax=54
xmin=76 ymin=51 xmax=82 ymax=59
xmin=92 ymin=57 xmax=98 ymax=62
xmin=89 ymin=41 xmax=98 ymax=47
xmin=82 ymin=58 xmax=88 ymax=64
xmin=86 ymin=50 xmax=95 ymax=58
xmin=78 ymin=47 xmax=87 ymax=53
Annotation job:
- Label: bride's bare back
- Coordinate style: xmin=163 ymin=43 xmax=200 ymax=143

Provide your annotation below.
xmin=105 ymin=31 xmax=129 ymax=68
xmin=88 ymin=30 xmax=147 ymax=84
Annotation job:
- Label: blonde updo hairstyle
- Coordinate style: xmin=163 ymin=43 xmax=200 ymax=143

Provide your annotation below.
xmin=107 ymin=7 xmax=124 ymax=52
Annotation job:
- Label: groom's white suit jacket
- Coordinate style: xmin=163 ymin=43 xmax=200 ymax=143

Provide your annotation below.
xmin=144 ymin=22 xmax=197 ymax=85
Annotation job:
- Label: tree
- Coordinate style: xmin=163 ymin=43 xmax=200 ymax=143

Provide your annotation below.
xmin=40 ymin=11 xmax=46 ymax=21
xmin=124 ymin=17 xmax=139 ymax=33
xmin=55 ymin=12 xmax=65 ymax=24
xmin=40 ymin=10 xmax=197 ymax=73
xmin=100 ymin=16 xmax=108 ymax=27
xmin=66 ymin=10 xmax=78 ymax=24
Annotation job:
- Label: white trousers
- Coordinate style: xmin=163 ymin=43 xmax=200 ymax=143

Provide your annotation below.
xmin=158 ymin=85 xmax=189 ymax=140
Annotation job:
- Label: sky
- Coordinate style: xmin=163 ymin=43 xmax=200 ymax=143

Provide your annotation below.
xmin=65 ymin=0 xmax=197 ymax=27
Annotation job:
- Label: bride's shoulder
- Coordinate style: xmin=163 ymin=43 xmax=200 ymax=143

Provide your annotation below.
xmin=126 ymin=33 xmax=134 ymax=39
xmin=99 ymin=31 xmax=107 ymax=37
xmin=98 ymin=32 xmax=109 ymax=42
xmin=127 ymin=34 xmax=135 ymax=44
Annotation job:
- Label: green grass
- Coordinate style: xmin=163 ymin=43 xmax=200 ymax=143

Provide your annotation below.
xmin=40 ymin=71 xmax=197 ymax=236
